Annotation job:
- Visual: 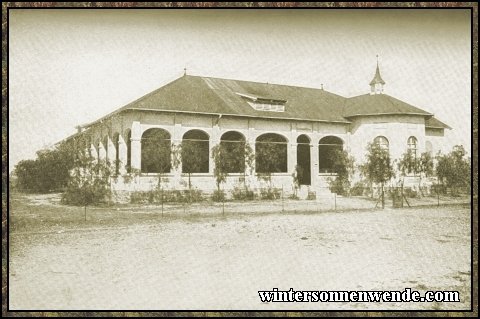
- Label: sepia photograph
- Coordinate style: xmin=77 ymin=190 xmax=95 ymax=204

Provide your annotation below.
xmin=5 ymin=5 xmax=475 ymax=313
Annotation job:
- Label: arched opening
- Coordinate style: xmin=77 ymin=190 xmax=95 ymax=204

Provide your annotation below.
xmin=103 ymin=135 xmax=109 ymax=162
xmin=374 ymin=136 xmax=389 ymax=150
xmin=296 ymin=135 xmax=311 ymax=185
xmin=141 ymin=128 xmax=171 ymax=173
xmin=113 ymin=133 xmax=120 ymax=175
xmin=125 ymin=129 xmax=131 ymax=173
xmin=182 ymin=129 xmax=209 ymax=173
xmin=255 ymin=133 xmax=288 ymax=173
xmin=318 ymin=136 xmax=343 ymax=173
xmin=97 ymin=140 xmax=102 ymax=160
xmin=220 ymin=131 xmax=246 ymax=173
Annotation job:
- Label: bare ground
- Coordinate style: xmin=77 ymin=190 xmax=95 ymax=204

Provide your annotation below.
xmin=8 ymin=193 xmax=471 ymax=310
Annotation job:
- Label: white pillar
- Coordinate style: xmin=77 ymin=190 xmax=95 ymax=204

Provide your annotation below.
xmin=210 ymin=125 xmax=221 ymax=175
xmin=90 ymin=144 xmax=98 ymax=163
xmin=288 ymin=129 xmax=297 ymax=175
xmin=98 ymin=142 xmax=106 ymax=161
xmin=130 ymin=121 xmax=141 ymax=171
xmin=107 ymin=137 xmax=116 ymax=164
xmin=246 ymin=127 xmax=257 ymax=188
xmin=171 ymin=123 xmax=183 ymax=189
xmin=311 ymin=134 xmax=319 ymax=188
xmin=118 ymin=135 xmax=128 ymax=174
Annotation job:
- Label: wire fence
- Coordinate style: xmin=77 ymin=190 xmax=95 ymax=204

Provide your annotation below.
xmin=118 ymin=184 xmax=471 ymax=216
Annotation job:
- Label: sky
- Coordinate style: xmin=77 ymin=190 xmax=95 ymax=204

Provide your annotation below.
xmin=9 ymin=9 xmax=472 ymax=172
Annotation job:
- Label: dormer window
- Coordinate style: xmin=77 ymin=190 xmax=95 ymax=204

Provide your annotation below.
xmin=236 ymin=92 xmax=286 ymax=112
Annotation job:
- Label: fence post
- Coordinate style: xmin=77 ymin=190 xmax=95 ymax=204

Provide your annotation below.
xmin=334 ymin=193 xmax=337 ymax=211
xmin=222 ymin=190 xmax=225 ymax=215
xmin=381 ymin=183 xmax=385 ymax=209
xmin=282 ymin=185 xmax=284 ymax=213
xmin=437 ymin=183 xmax=440 ymax=206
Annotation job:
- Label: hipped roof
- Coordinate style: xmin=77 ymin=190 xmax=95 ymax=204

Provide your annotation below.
xmin=82 ymin=75 xmax=449 ymax=130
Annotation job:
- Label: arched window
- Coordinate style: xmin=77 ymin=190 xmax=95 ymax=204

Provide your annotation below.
xmin=374 ymin=136 xmax=389 ymax=150
xmin=125 ymin=129 xmax=131 ymax=173
xmin=255 ymin=133 xmax=288 ymax=173
xmin=318 ymin=136 xmax=343 ymax=173
xmin=113 ymin=133 xmax=120 ymax=175
xmin=407 ymin=136 xmax=418 ymax=158
xmin=220 ymin=131 xmax=246 ymax=173
xmin=141 ymin=128 xmax=171 ymax=173
xmin=182 ymin=130 xmax=209 ymax=173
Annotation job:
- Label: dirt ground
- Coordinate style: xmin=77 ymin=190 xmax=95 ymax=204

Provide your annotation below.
xmin=8 ymin=193 xmax=471 ymax=310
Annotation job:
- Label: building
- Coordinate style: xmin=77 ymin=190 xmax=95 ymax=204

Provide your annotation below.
xmin=65 ymin=62 xmax=450 ymax=201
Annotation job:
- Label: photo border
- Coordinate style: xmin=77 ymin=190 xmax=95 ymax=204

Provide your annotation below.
xmin=1 ymin=1 xmax=477 ymax=316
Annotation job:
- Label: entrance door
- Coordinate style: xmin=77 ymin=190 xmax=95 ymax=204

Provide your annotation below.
xmin=296 ymin=135 xmax=311 ymax=185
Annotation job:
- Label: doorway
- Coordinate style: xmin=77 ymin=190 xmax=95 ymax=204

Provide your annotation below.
xmin=296 ymin=135 xmax=311 ymax=185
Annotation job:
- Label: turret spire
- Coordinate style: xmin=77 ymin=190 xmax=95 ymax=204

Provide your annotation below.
xmin=370 ymin=55 xmax=385 ymax=95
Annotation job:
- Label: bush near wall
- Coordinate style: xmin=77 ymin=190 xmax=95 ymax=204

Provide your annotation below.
xmin=231 ymin=186 xmax=255 ymax=201
xmin=260 ymin=187 xmax=281 ymax=200
xmin=130 ymin=189 xmax=204 ymax=204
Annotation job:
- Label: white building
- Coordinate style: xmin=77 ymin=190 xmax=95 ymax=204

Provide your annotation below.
xmin=65 ymin=63 xmax=449 ymax=201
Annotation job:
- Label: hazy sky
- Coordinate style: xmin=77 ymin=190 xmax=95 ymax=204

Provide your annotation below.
xmin=9 ymin=9 xmax=471 ymax=171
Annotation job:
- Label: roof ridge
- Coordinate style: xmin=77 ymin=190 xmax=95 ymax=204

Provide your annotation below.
xmin=190 ymin=74 xmax=347 ymax=99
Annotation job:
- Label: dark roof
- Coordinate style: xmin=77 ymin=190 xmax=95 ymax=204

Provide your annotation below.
xmin=343 ymin=94 xmax=433 ymax=118
xmin=425 ymin=116 xmax=451 ymax=129
xmin=81 ymin=75 xmax=449 ymax=132
xmin=369 ymin=64 xmax=385 ymax=85
xmin=119 ymin=75 xmax=350 ymax=123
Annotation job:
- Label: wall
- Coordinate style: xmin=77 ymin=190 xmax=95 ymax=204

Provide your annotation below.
xmin=73 ymin=110 xmax=446 ymax=202
xmin=348 ymin=114 xmax=427 ymax=164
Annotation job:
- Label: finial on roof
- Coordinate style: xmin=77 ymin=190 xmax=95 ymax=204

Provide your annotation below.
xmin=370 ymin=55 xmax=385 ymax=95
xmin=183 ymin=67 xmax=187 ymax=76
xmin=321 ymin=83 xmax=324 ymax=90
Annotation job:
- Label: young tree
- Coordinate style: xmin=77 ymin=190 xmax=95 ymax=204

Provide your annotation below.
xmin=435 ymin=145 xmax=470 ymax=195
xmin=255 ymin=137 xmax=287 ymax=187
xmin=361 ymin=142 xmax=394 ymax=208
xmin=141 ymin=133 xmax=177 ymax=189
xmin=179 ymin=139 xmax=209 ymax=191
xmin=61 ymin=150 xmax=112 ymax=207
xmin=211 ymin=140 xmax=254 ymax=192
xmin=397 ymin=150 xmax=434 ymax=197
xmin=418 ymin=152 xmax=434 ymax=194
xmin=327 ymin=148 xmax=355 ymax=196
xmin=397 ymin=149 xmax=418 ymax=179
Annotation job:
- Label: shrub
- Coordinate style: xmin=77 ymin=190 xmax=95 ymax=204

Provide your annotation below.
xmin=403 ymin=187 xmax=418 ymax=198
xmin=306 ymin=191 xmax=316 ymax=200
xmin=183 ymin=189 xmax=203 ymax=202
xmin=350 ymin=181 xmax=368 ymax=196
xmin=130 ymin=188 xmax=204 ymax=204
xmin=62 ymin=156 xmax=112 ymax=206
xmin=130 ymin=191 xmax=151 ymax=204
xmin=260 ymin=187 xmax=281 ymax=200
xmin=14 ymin=143 xmax=75 ymax=193
xmin=288 ymin=193 xmax=299 ymax=200
xmin=212 ymin=189 xmax=226 ymax=202
xmin=231 ymin=186 xmax=255 ymax=201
